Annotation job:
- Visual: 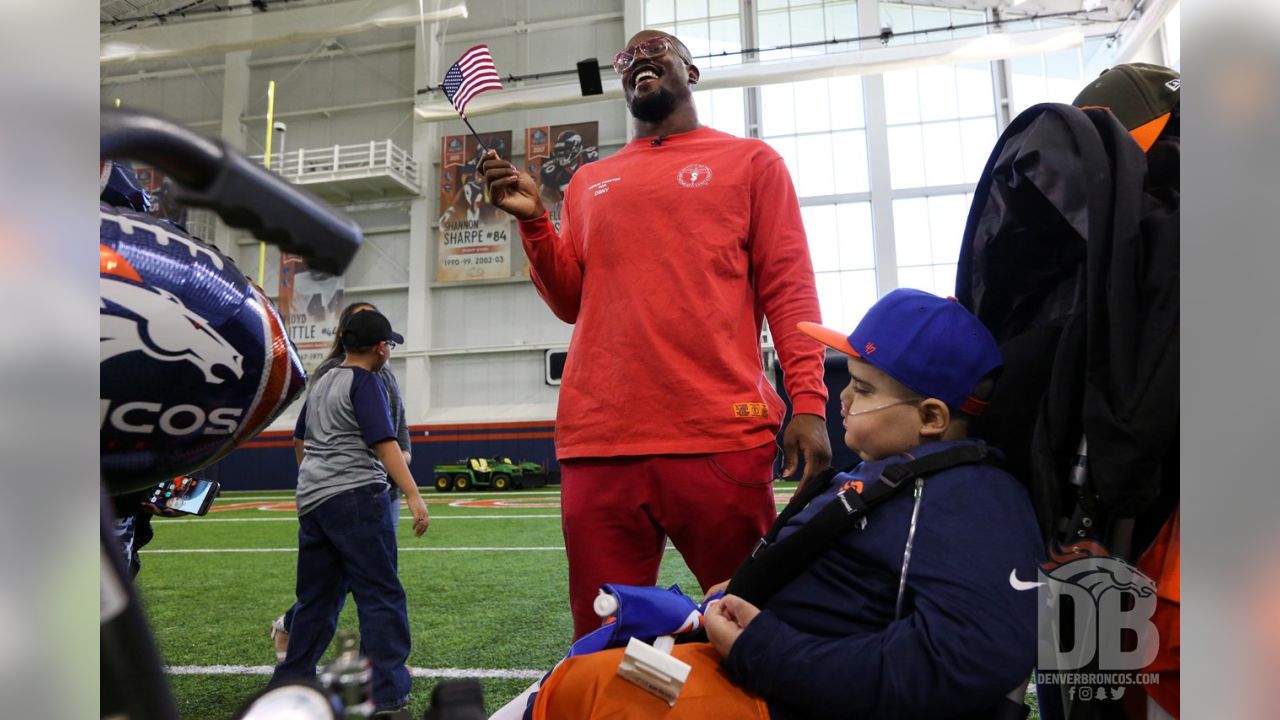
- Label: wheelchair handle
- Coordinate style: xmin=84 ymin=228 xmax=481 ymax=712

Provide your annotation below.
xmin=100 ymin=107 xmax=362 ymax=276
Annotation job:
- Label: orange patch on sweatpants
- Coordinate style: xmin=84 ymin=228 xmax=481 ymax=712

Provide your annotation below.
xmin=532 ymin=642 xmax=769 ymax=720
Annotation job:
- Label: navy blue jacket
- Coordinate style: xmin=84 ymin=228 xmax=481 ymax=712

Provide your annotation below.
xmin=722 ymin=439 xmax=1043 ymax=719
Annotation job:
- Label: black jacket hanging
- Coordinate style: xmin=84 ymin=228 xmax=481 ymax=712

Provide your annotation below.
xmin=955 ymin=103 xmax=1179 ymax=546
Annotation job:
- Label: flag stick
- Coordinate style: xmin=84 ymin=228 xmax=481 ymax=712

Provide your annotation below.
xmin=461 ymin=115 xmax=489 ymax=154
xmin=461 ymin=115 xmax=494 ymax=203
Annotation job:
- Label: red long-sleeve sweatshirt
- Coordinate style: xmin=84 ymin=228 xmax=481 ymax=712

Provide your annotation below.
xmin=518 ymin=126 xmax=827 ymax=459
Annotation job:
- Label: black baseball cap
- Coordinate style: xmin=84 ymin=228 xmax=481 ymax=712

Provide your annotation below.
xmin=1073 ymin=63 xmax=1180 ymax=152
xmin=341 ymin=309 xmax=404 ymax=348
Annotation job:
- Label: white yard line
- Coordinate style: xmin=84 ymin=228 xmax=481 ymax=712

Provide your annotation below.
xmin=143 ymin=545 xmax=679 ymax=554
xmin=156 ymin=515 xmax=561 ymax=524
xmin=166 ymin=665 xmax=544 ymax=679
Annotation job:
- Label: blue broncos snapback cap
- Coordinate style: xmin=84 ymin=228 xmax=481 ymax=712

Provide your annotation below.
xmin=798 ymin=288 xmax=1002 ymax=415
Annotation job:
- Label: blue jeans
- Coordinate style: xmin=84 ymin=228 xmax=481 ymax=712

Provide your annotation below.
xmin=270 ymin=484 xmax=411 ymax=710
xmin=281 ymin=487 xmax=401 ymax=630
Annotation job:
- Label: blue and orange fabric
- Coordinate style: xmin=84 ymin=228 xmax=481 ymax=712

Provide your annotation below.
xmin=531 ymin=643 xmax=767 ymax=720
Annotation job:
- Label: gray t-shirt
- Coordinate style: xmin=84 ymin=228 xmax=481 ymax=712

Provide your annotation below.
xmin=312 ymin=356 xmax=410 ymax=455
xmin=293 ymin=366 xmax=396 ymax=516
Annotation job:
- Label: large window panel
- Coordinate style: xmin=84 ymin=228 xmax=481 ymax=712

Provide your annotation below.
xmin=760 ymin=83 xmax=797 ymax=136
xmin=814 ymin=272 xmax=844 ymax=328
xmin=918 ymin=65 xmax=960 ymax=122
xmin=959 ymin=117 xmax=997 ymax=182
xmin=831 ymin=130 xmax=870 ymax=194
xmin=803 ymin=205 xmax=841 ymax=271
xmin=880 ymin=4 xmax=915 ymax=48
xmin=894 ymin=193 xmax=971 ymax=297
xmin=1162 ymin=3 xmax=1180 ymax=70
xmin=921 ymin=122 xmax=965 ymax=187
xmin=677 ymin=20 xmax=713 ymax=57
xmin=880 ymin=3 xmax=987 ymax=45
xmin=677 ymin=0 xmax=708 ymax=22
xmin=757 ymin=9 xmax=793 ymax=62
xmin=824 ymin=1 xmax=858 ymax=43
xmin=793 ymin=79 xmax=834 ymax=134
xmin=790 ymin=6 xmax=828 ymax=53
xmin=893 ymin=197 xmax=932 ymax=266
xmin=649 ymin=0 xmax=743 ymax=71
xmin=695 ymin=87 xmax=747 ymax=136
xmin=1008 ymin=36 xmax=1103 ymax=115
xmin=912 ymin=6 xmax=951 ymax=36
xmin=896 ymin=264 xmax=957 ymax=297
xmin=761 ymin=74 xmax=869 ymax=199
xmin=756 ymin=0 xmax=859 ymax=61
xmin=955 ymin=62 xmax=995 ymax=118
xmin=646 ymin=0 xmax=676 ymax=25
xmin=835 ymin=202 xmax=875 ymax=269
xmin=707 ymin=17 xmax=743 ymax=67
xmin=638 ymin=0 xmax=1012 ymax=317
xmin=765 ymin=136 xmax=799 ymax=178
xmin=838 ymin=270 xmax=879 ymax=328
xmin=887 ymin=125 xmax=926 ymax=189
xmin=883 ymin=68 xmax=922 ymax=125
xmin=763 ymin=77 xmax=865 ymax=136
xmin=926 ymin=194 xmax=969 ymax=265
xmin=815 ymin=270 xmax=878 ymax=331
xmin=828 ymin=75 xmax=866 ymax=130
xmin=794 ymin=134 xmax=837 ymax=197
xmin=808 ymin=199 xmax=875 ymax=328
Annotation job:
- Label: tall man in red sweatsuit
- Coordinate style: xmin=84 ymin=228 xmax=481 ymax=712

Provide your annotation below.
xmin=481 ymin=29 xmax=832 ymax=639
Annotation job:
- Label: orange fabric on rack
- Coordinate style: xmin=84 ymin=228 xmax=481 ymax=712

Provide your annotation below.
xmin=532 ymin=642 xmax=769 ymax=720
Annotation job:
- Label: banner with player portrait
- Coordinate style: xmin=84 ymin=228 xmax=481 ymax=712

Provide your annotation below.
xmin=278 ymin=253 xmax=345 ymax=375
xmin=133 ymin=165 xmax=190 ymax=228
xmin=437 ymin=131 xmax=514 ymax=282
xmin=525 ymin=122 xmax=599 ymax=232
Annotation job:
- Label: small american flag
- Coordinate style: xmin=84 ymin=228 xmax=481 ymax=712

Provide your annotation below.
xmin=442 ymin=45 xmax=503 ymax=117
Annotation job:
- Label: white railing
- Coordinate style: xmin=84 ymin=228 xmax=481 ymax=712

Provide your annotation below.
xmin=250 ymin=139 xmax=419 ymax=191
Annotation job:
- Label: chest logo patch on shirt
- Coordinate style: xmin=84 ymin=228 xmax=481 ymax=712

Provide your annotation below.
xmin=732 ymin=402 xmax=768 ymax=418
xmin=676 ymin=164 xmax=713 ymax=188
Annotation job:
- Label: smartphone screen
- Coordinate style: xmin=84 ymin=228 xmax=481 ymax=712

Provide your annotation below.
xmin=148 ymin=477 xmax=219 ymax=516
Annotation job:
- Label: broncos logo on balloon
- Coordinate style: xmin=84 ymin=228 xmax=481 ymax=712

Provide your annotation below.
xmin=100 ymin=245 xmax=244 ymax=385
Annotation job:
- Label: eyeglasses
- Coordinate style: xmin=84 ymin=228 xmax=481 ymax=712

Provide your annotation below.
xmin=612 ymin=37 xmax=682 ymax=75
xmin=384 ymin=340 xmax=397 ymax=350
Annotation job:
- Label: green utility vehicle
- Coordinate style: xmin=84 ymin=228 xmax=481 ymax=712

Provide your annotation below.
xmin=432 ymin=457 xmax=550 ymax=492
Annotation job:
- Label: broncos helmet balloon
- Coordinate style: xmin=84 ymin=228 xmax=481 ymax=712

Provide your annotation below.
xmin=99 ymin=203 xmax=306 ymax=495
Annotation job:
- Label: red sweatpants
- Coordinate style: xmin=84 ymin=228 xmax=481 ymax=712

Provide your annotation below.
xmin=560 ymin=442 xmax=778 ymax=639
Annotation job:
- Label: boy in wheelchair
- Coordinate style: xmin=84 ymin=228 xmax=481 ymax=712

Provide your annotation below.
xmin=519 ymin=289 xmax=1043 ymax=720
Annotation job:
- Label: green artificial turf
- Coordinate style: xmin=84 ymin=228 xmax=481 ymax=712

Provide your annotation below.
xmin=134 ymin=485 xmax=1038 ymax=719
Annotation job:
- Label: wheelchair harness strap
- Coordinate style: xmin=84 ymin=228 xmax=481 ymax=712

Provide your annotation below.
xmin=726 ymin=444 xmax=995 ymax=607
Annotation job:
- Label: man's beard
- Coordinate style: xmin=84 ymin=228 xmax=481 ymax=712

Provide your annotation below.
xmin=628 ymin=87 xmax=677 ymax=122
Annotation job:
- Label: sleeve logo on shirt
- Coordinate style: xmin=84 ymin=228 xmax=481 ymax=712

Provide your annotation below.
xmin=732 ymin=402 xmax=768 ymax=418
xmin=589 ymin=177 xmax=621 ymax=196
xmin=677 ymin=164 xmax=713 ymax=188
xmin=840 ymin=479 xmax=864 ymax=494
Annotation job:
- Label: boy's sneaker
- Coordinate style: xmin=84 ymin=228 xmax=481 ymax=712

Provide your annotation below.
xmin=269 ymin=614 xmax=289 ymax=661
xmin=371 ymin=705 xmax=411 ymax=719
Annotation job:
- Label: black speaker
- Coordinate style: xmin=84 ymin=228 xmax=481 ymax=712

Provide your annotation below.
xmin=545 ymin=349 xmax=568 ymax=385
xmin=576 ymin=59 xmax=603 ymax=96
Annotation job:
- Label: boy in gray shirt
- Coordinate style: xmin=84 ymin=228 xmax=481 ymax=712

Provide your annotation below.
xmin=270 ymin=310 xmax=429 ymax=716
